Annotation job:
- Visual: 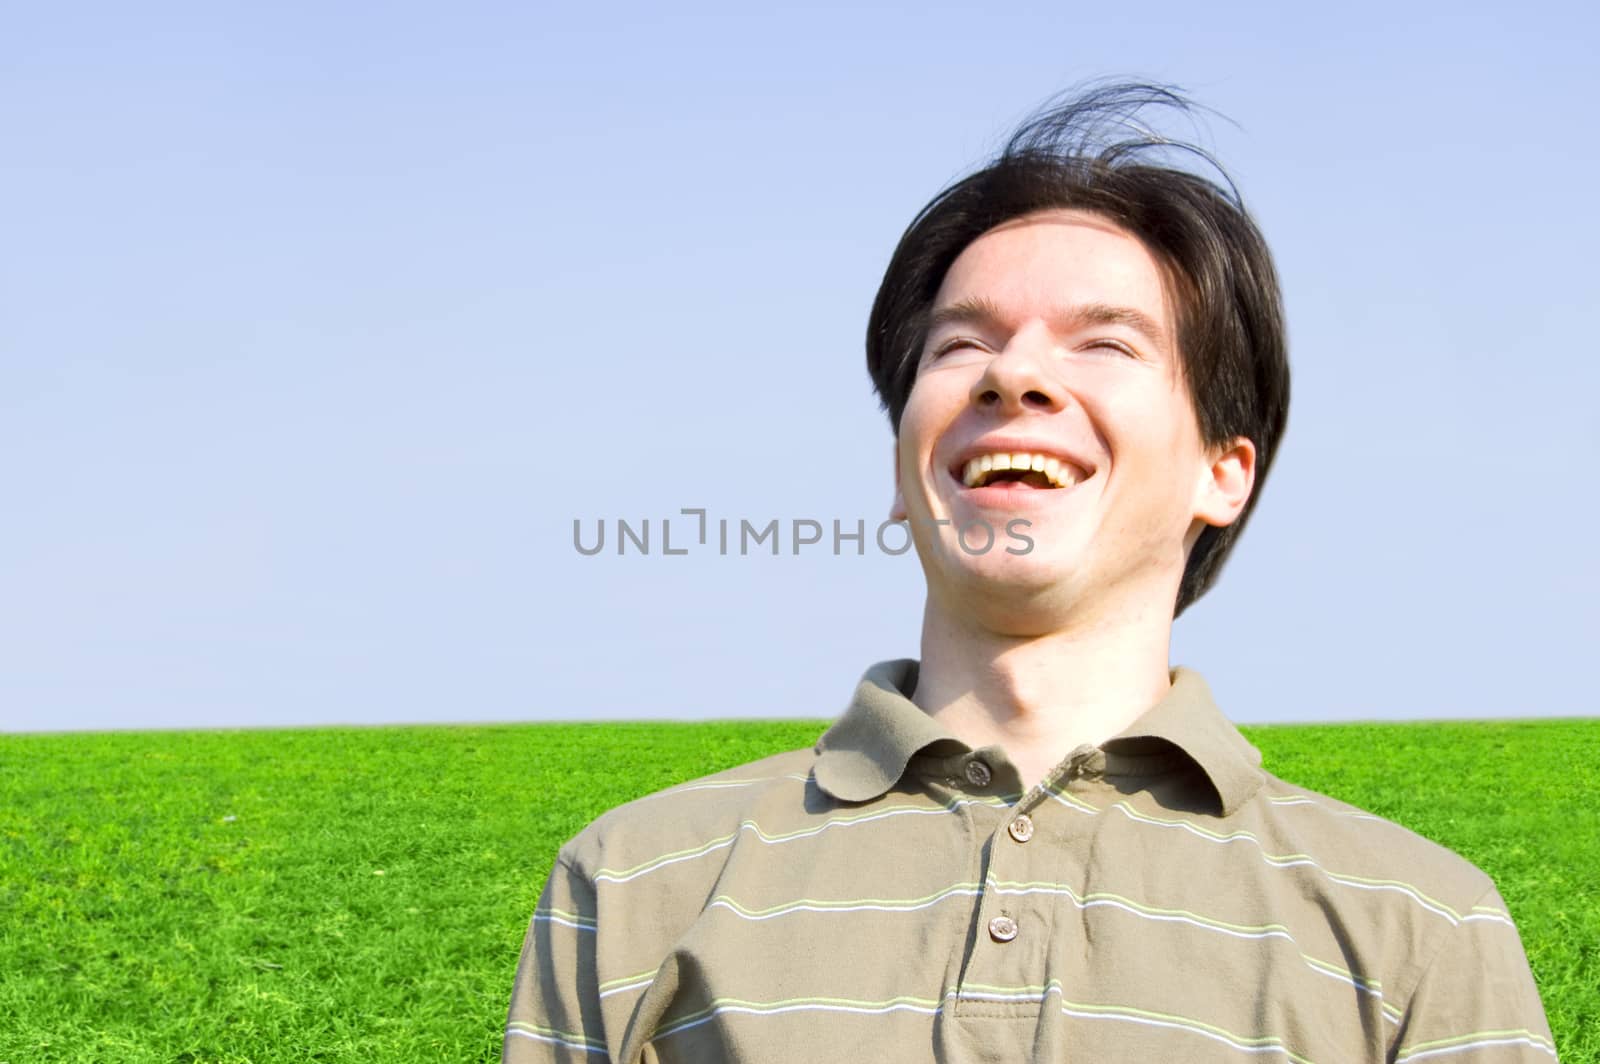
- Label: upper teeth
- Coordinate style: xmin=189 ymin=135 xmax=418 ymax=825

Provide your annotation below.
xmin=961 ymin=452 xmax=1081 ymax=489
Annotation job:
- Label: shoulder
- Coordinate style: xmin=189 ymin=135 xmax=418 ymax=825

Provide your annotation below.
xmin=1248 ymin=770 xmax=1498 ymax=917
xmin=557 ymin=745 xmax=821 ymax=880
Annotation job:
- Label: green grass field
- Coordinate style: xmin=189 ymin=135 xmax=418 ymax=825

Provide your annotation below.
xmin=2 ymin=718 xmax=1594 ymax=1063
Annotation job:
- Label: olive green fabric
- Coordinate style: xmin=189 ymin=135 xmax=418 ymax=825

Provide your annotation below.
xmin=504 ymin=659 xmax=1556 ymax=1063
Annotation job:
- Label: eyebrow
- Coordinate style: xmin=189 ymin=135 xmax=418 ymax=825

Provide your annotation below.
xmin=925 ymin=295 xmax=1169 ymax=352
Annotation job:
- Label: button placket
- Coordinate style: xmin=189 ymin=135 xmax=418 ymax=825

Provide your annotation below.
xmin=953 ymin=784 xmax=1056 ymax=1017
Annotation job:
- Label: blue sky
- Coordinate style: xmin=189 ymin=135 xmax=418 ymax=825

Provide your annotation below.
xmin=4 ymin=1 xmax=1596 ymax=732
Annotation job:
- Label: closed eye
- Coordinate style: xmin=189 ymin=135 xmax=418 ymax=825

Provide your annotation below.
xmin=1085 ymin=339 xmax=1139 ymax=359
xmin=934 ymin=336 xmax=988 ymax=356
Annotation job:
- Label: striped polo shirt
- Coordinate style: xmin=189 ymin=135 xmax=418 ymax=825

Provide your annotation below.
xmin=504 ymin=659 xmax=1556 ymax=1063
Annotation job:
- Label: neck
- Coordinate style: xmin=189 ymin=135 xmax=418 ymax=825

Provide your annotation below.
xmin=910 ymin=591 xmax=1175 ymax=792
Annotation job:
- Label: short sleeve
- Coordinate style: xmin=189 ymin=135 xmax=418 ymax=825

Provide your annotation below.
xmin=1390 ymin=884 xmax=1558 ymax=1063
xmin=503 ymin=854 xmax=611 ymax=1062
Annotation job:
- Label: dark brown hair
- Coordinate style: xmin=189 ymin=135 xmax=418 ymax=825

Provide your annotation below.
xmin=865 ymin=80 xmax=1290 ymax=618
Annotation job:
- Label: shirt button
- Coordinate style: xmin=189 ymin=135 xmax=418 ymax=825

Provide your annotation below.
xmin=1007 ymin=814 xmax=1034 ymax=843
xmin=988 ymin=915 xmax=1018 ymax=942
xmin=965 ymin=759 xmax=992 ymax=787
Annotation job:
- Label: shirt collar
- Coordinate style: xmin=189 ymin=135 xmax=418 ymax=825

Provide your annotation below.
xmin=812 ymin=658 xmax=1264 ymax=815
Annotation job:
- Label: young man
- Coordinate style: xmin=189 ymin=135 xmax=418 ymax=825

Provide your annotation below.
xmin=505 ymin=82 xmax=1556 ymax=1063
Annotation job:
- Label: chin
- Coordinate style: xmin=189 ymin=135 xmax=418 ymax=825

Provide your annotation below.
xmin=947 ymin=550 xmax=1074 ymax=596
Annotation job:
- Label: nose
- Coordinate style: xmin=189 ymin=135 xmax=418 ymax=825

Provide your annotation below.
xmin=968 ymin=321 xmax=1066 ymax=415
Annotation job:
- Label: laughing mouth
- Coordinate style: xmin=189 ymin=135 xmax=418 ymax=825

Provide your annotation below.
xmin=954 ymin=452 xmax=1082 ymax=491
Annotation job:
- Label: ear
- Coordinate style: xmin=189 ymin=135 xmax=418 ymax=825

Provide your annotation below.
xmin=1191 ymin=435 xmax=1256 ymax=533
xmin=889 ymin=437 xmax=908 ymax=522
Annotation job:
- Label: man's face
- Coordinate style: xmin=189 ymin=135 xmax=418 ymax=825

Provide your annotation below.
xmin=889 ymin=208 xmax=1250 ymax=632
